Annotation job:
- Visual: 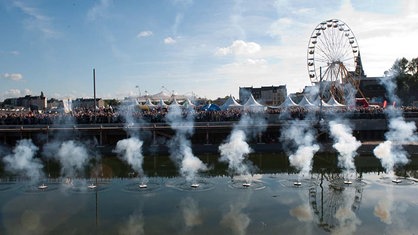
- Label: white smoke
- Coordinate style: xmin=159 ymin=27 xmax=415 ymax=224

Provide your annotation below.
xmin=44 ymin=140 xmax=91 ymax=178
xmin=374 ymin=72 xmax=418 ymax=177
xmin=218 ymin=113 xmax=266 ymax=178
xmin=114 ymin=137 xmax=145 ymax=176
xmin=281 ymin=120 xmax=319 ymax=177
xmin=329 ymin=120 xmax=361 ymax=176
xmin=219 ymin=129 xmax=252 ymax=176
xmin=3 ymin=139 xmax=44 ymax=182
xmin=166 ymin=105 xmax=207 ymax=182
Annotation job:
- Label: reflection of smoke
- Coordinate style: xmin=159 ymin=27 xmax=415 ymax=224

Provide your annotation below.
xmin=290 ymin=204 xmax=313 ymax=222
xmin=219 ymin=114 xmax=266 ymax=177
xmin=166 ymin=105 xmax=207 ymax=182
xmin=374 ymin=190 xmax=393 ymax=224
xmin=44 ymin=140 xmax=91 ymax=178
xmin=221 ymin=192 xmax=251 ymax=235
xmin=114 ymin=137 xmax=144 ymax=176
xmin=181 ymin=197 xmax=202 ymax=229
xmin=373 ymin=186 xmax=413 ymax=234
xmin=118 ymin=211 xmax=145 ymax=235
xmin=374 ymin=72 xmax=418 ymax=177
xmin=3 ymin=139 xmax=44 ymax=182
xmin=332 ymin=184 xmax=361 ymax=234
xmin=281 ymin=120 xmax=319 ymax=177
xmin=329 ymin=120 xmax=361 ymax=176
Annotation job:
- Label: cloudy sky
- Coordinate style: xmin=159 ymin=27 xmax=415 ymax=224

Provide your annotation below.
xmin=1 ymin=0 xmax=417 ymax=101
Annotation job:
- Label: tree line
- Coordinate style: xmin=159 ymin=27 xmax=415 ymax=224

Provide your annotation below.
xmin=385 ymin=57 xmax=418 ymax=105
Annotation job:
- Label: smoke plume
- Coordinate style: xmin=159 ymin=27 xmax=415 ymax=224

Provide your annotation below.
xmin=219 ymin=113 xmax=266 ymax=178
xmin=43 ymin=140 xmax=91 ymax=178
xmin=114 ymin=137 xmax=145 ymax=176
xmin=374 ymin=72 xmax=418 ymax=177
xmin=280 ymin=120 xmax=319 ymax=177
xmin=3 ymin=139 xmax=44 ymax=182
xmin=329 ymin=120 xmax=361 ymax=176
xmin=166 ymin=105 xmax=207 ymax=182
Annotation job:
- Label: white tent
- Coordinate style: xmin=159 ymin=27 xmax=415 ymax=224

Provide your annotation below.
xmin=140 ymin=98 xmax=157 ymax=110
xmin=312 ymin=97 xmax=332 ymax=108
xmin=150 ymin=91 xmax=172 ymax=101
xmin=298 ymin=96 xmax=315 ymax=107
xmin=169 ymin=98 xmax=181 ymax=106
xmin=182 ymin=98 xmax=195 ymax=109
xmin=243 ymin=94 xmax=265 ymax=112
xmin=220 ymin=95 xmax=243 ymax=111
xmin=278 ymin=96 xmax=298 ymax=108
xmin=326 ymin=96 xmax=345 ymax=107
xmin=156 ymin=99 xmax=168 ymax=109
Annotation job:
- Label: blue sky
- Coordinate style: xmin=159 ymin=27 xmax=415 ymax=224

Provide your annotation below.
xmin=1 ymin=0 xmax=417 ymax=101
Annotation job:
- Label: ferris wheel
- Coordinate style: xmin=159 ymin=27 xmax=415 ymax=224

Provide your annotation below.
xmin=307 ymin=19 xmax=364 ymax=102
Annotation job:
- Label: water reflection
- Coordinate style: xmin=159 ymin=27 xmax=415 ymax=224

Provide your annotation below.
xmin=0 ymin=154 xmax=418 ymax=234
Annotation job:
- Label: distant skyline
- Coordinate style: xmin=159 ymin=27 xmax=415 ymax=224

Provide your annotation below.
xmin=1 ymin=0 xmax=417 ymax=101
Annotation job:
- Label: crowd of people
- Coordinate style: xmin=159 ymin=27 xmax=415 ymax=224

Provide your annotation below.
xmin=0 ymin=105 xmax=418 ymax=125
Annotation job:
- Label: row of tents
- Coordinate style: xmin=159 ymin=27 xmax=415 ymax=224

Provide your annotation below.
xmin=134 ymin=94 xmax=345 ymax=112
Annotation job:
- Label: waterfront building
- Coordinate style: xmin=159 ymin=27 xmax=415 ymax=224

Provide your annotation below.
xmin=72 ymin=98 xmax=105 ymax=109
xmin=2 ymin=92 xmax=47 ymax=110
xmin=239 ymin=85 xmax=287 ymax=106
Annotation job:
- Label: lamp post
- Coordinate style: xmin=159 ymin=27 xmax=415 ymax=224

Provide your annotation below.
xmin=135 ymin=85 xmax=141 ymax=98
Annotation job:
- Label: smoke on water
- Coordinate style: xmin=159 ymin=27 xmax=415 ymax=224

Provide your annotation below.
xmin=113 ymin=97 xmax=147 ymax=178
xmin=114 ymin=137 xmax=145 ymax=176
xmin=43 ymin=140 xmax=91 ymax=178
xmin=166 ymin=105 xmax=207 ymax=183
xmin=373 ymin=72 xmax=418 ymax=177
xmin=219 ymin=114 xmax=266 ymax=178
xmin=280 ymin=119 xmax=319 ymax=178
xmin=3 ymin=139 xmax=44 ymax=182
xmin=329 ymin=120 xmax=361 ymax=177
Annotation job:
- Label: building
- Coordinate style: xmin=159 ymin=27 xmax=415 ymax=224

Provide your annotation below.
xmin=357 ymin=77 xmax=386 ymax=103
xmin=72 ymin=98 xmax=105 ymax=110
xmin=2 ymin=92 xmax=47 ymax=110
xmin=239 ymin=85 xmax=287 ymax=106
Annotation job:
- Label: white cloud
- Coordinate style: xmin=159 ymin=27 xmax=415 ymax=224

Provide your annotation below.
xmin=215 ymin=40 xmax=261 ymax=56
xmin=87 ymin=0 xmax=112 ymax=21
xmin=13 ymin=1 xmax=58 ymax=38
xmin=0 ymin=88 xmax=32 ymax=101
xmin=164 ymin=37 xmax=176 ymax=44
xmin=2 ymin=73 xmax=23 ymax=81
xmin=137 ymin=31 xmax=153 ymax=38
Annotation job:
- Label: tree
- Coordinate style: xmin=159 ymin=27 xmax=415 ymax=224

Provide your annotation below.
xmin=386 ymin=57 xmax=418 ymax=105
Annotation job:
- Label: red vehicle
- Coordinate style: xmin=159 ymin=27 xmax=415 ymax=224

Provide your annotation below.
xmin=355 ymin=98 xmax=369 ymax=107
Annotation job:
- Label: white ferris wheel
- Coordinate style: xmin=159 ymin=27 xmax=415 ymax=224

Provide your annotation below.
xmin=307 ymin=19 xmax=365 ymax=102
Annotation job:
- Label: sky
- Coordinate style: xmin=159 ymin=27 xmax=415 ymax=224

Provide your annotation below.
xmin=1 ymin=0 xmax=417 ymax=101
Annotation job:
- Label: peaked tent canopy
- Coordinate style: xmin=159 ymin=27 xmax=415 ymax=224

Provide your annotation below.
xmin=156 ymin=99 xmax=168 ymax=109
xmin=326 ymin=96 xmax=345 ymax=107
xmin=278 ymin=96 xmax=298 ymax=108
xmin=169 ymin=98 xmax=181 ymax=108
xmin=183 ymin=98 xmax=195 ymax=109
xmin=243 ymin=94 xmax=265 ymax=112
xmin=312 ymin=97 xmax=332 ymax=108
xmin=220 ymin=95 xmax=243 ymax=111
xmin=142 ymin=98 xmax=157 ymax=109
xmin=298 ymin=96 xmax=315 ymax=107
